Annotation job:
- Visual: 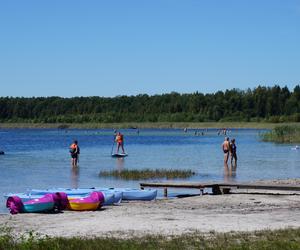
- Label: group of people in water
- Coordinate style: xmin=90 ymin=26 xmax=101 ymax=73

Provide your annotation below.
xmin=69 ymin=130 xmax=237 ymax=172
xmin=222 ymin=137 xmax=237 ymax=169
xmin=69 ymin=131 xmax=126 ymax=166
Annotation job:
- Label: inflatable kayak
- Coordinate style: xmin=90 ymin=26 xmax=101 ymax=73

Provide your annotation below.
xmin=5 ymin=191 xmax=104 ymax=213
xmin=6 ymin=193 xmax=56 ymax=214
xmin=28 ymin=188 xmax=122 ymax=205
xmin=30 ymin=187 xmax=157 ymax=201
xmin=103 ymin=188 xmax=157 ymax=201
xmin=68 ymin=191 xmax=104 ymax=211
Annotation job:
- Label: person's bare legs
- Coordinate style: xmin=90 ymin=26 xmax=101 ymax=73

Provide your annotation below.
xmin=71 ymin=157 xmax=78 ymax=166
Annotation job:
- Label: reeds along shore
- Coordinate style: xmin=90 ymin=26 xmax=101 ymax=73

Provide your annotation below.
xmin=99 ymin=169 xmax=195 ymax=180
xmin=261 ymin=125 xmax=300 ymax=143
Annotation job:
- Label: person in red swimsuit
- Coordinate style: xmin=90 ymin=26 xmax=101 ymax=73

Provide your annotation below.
xmin=115 ymin=132 xmax=125 ymax=154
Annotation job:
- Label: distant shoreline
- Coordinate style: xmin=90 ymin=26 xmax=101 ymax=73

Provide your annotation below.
xmin=0 ymin=122 xmax=298 ymax=129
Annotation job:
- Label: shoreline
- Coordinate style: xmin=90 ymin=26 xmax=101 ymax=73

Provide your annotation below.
xmin=0 ymin=122 xmax=298 ymax=129
xmin=1 ymin=178 xmax=299 ymax=239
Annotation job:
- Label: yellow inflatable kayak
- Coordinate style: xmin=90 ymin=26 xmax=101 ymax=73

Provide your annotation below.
xmin=67 ymin=191 xmax=104 ymax=211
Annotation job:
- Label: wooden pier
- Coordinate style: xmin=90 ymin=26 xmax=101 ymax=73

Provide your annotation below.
xmin=140 ymin=182 xmax=300 ymax=197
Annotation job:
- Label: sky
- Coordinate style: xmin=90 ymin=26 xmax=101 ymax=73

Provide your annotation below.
xmin=0 ymin=0 xmax=299 ymax=97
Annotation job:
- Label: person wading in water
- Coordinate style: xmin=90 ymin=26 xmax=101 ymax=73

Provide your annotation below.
xmin=230 ymin=138 xmax=237 ymax=170
xmin=222 ymin=137 xmax=230 ymax=166
xmin=69 ymin=140 xmax=80 ymax=166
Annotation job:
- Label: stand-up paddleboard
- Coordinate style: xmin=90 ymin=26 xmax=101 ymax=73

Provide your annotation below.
xmin=111 ymin=153 xmax=128 ymax=158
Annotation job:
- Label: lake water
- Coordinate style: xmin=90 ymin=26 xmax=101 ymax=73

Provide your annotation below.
xmin=0 ymin=128 xmax=299 ymax=213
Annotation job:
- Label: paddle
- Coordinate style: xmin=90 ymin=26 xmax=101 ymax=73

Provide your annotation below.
xmin=111 ymin=133 xmax=116 ymax=155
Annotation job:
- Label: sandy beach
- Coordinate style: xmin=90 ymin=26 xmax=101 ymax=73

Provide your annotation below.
xmin=0 ymin=179 xmax=299 ymax=238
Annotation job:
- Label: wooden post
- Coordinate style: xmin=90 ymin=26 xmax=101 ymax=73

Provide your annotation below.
xmin=164 ymin=187 xmax=168 ymax=198
xmin=212 ymin=185 xmax=222 ymax=195
xmin=221 ymin=188 xmax=231 ymax=194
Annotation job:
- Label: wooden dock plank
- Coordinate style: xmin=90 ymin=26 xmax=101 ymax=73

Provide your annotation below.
xmin=140 ymin=182 xmax=219 ymax=197
xmin=140 ymin=182 xmax=300 ymax=196
xmin=140 ymin=182 xmax=217 ymax=189
xmin=218 ymin=183 xmax=300 ymax=191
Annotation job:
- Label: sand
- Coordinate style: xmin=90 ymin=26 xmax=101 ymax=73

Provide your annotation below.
xmin=1 ymin=180 xmax=300 ymax=238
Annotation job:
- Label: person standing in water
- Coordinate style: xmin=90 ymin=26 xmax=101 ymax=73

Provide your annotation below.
xmin=230 ymin=138 xmax=237 ymax=169
xmin=222 ymin=137 xmax=230 ymax=165
xmin=69 ymin=140 xmax=80 ymax=166
xmin=115 ymin=132 xmax=125 ymax=154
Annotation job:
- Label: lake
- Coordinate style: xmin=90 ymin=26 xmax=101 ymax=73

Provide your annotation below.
xmin=0 ymin=128 xmax=299 ymax=213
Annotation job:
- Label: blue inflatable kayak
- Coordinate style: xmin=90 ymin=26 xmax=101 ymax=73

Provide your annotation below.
xmin=29 ymin=188 xmax=122 ymax=205
xmin=29 ymin=187 xmax=157 ymax=201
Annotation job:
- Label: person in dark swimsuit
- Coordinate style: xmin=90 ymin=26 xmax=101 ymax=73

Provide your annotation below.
xmin=230 ymin=138 xmax=237 ymax=169
xmin=222 ymin=137 xmax=230 ymax=165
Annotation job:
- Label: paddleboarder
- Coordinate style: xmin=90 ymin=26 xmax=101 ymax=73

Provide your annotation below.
xmin=70 ymin=140 xmax=80 ymax=166
xmin=115 ymin=132 xmax=125 ymax=154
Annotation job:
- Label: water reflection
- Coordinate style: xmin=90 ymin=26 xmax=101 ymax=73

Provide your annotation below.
xmin=223 ymin=163 xmax=237 ymax=183
xmin=71 ymin=166 xmax=79 ymax=188
xmin=115 ymin=158 xmax=125 ymax=172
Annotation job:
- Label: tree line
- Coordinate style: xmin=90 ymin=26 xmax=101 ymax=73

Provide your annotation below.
xmin=1 ymin=85 xmax=300 ymax=123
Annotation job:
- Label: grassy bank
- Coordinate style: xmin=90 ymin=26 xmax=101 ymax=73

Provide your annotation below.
xmin=99 ymin=169 xmax=195 ymax=180
xmin=1 ymin=122 xmax=299 ymax=129
xmin=0 ymin=227 xmax=299 ymax=250
xmin=261 ymin=125 xmax=300 ymax=143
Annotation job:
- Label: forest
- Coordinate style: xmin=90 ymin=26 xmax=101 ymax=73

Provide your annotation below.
xmin=0 ymin=85 xmax=300 ymax=123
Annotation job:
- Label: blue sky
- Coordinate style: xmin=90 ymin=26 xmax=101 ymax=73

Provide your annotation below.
xmin=0 ymin=0 xmax=299 ymax=97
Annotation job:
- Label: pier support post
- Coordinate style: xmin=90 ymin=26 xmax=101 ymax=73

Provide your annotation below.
xmin=221 ymin=188 xmax=231 ymax=194
xmin=212 ymin=185 xmax=222 ymax=195
xmin=164 ymin=187 xmax=168 ymax=198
